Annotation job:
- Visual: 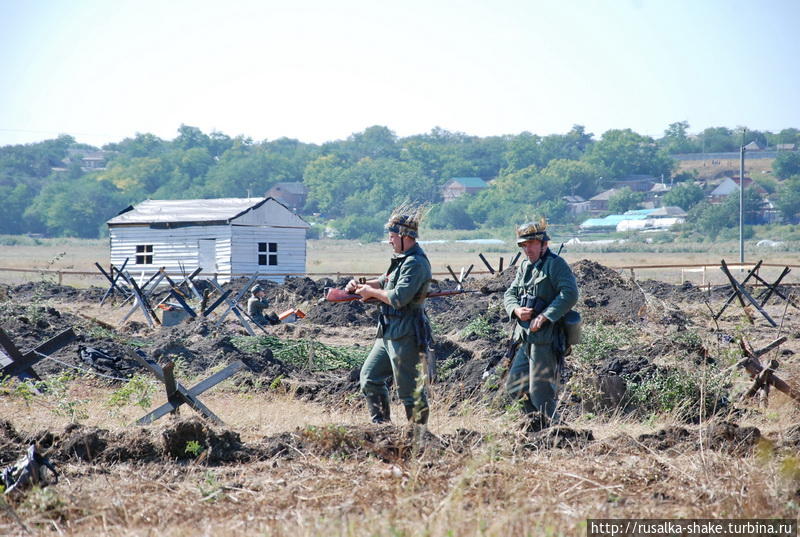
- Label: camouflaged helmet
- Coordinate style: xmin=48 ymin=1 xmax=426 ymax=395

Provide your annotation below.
xmin=385 ymin=203 xmax=428 ymax=238
xmin=516 ymin=217 xmax=550 ymax=245
xmin=251 ymin=284 xmax=265 ymax=294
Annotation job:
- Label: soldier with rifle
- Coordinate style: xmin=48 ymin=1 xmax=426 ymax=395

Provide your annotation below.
xmin=344 ymin=203 xmax=433 ymax=425
xmin=503 ymin=217 xmax=579 ymax=427
xmin=247 ymin=285 xmax=280 ymax=327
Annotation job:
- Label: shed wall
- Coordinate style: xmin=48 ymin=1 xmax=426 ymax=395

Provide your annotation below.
xmin=109 ymin=225 xmax=231 ymax=280
xmin=230 ymin=225 xmax=307 ymax=282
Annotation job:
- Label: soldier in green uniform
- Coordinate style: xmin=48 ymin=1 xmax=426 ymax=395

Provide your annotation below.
xmin=503 ymin=218 xmax=579 ymax=425
xmin=346 ymin=204 xmax=433 ymax=424
xmin=247 ymin=285 xmax=279 ymax=326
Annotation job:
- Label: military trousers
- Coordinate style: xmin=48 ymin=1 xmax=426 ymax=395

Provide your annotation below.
xmin=505 ymin=341 xmax=560 ymax=419
xmin=360 ymin=335 xmax=427 ymax=409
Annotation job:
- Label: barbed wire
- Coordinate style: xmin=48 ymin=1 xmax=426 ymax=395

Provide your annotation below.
xmin=34 ymin=351 xmax=131 ymax=382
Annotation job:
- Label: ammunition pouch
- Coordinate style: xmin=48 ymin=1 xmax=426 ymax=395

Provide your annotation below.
xmin=518 ymin=294 xmax=548 ymax=329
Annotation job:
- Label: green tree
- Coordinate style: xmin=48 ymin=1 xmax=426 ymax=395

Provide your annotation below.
xmin=540 ymin=159 xmax=601 ymax=199
xmin=174 ymin=124 xmax=212 ymax=151
xmin=688 ymin=187 xmax=764 ymax=239
xmin=662 ymin=182 xmax=705 ymax=210
xmin=607 ymin=187 xmax=644 ymax=213
xmin=0 ymin=182 xmax=34 ymax=234
xmin=698 ymin=127 xmax=737 ymax=152
xmin=427 ymin=198 xmax=475 ymax=230
xmin=661 ymin=121 xmax=700 ymax=154
xmin=776 ymin=128 xmax=800 ymax=146
xmin=773 ymin=151 xmax=800 ymax=179
xmin=104 ymin=133 xmax=167 ymax=158
xmin=332 ymin=214 xmax=384 ymax=242
xmin=775 ymin=175 xmax=800 ymax=223
xmin=466 ymin=166 xmax=571 ymax=227
xmin=25 ymin=177 xmax=124 ymax=237
xmin=585 ymin=129 xmax=675 ymax=179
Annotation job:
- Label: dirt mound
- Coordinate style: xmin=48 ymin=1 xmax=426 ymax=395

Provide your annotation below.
xmin=0 ymin=420 xmax=26 ymax=464
xmin=253 ymin=424 xmax=447 ymax=462
xmin=524 ymin=426 xmax=595 ymax=449
xmin=571 ymin=260 xmax=645 ymax=323
xmin=10 ymin=281 xmax=106 ymax=302
xmin=637 ymin=422 xmax=761 ymax=455
xmin=305 ymin=299 xmax=378 ymax=327
xmin=161 ymin=417 xmax=245 ymax=462
xmin=0 ymin=418 xmax=246 ymax=465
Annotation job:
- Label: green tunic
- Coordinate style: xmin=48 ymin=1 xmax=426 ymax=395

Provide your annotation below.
xmin=360 ymin=243 xmax=432 ymax=409
xmin=503 ymin=249 xmax=579 ymax=419
xmin=247 ymin=296 xmax=270 ymax=326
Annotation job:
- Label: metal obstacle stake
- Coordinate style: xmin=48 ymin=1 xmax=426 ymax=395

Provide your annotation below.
xmin=749 ymin=266 xmax=800 ymax=311
xmin=477 ymin=253 xmax=495 ymax=274
xmin=175 ymin=264 xmax=204 ymax=300
xmin=737 ymin=337 xmax=800 ymax=404
xmin=719 ymin=260 xmax=777 ymax=327
xmin=131 ymin=349 xmax=247 ymax=425
xmin=119 ymin=267 xmax=166 ymax=308
xmin=446 ymin=264 xmax=474 ymax=291
xmin=211 ymin=273 xmax=260 ymax=336
xmin=0 ymin=328 xmax=76 ymax=383
xmin=713 ymin=260 xmax=764 ymax=321
xmin=117 ymin=270 xmax=161 ymax=327
xmin=96 ymin=259 xmax=132 ymax=305
xmin=202 ymin=289 xmax=232 ymax=317
xmin=207 ymin=279 xmax=256 ymax=336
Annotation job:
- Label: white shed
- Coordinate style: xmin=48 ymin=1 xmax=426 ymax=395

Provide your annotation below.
xmin=107 ymin=197 xmax=310 ymax=283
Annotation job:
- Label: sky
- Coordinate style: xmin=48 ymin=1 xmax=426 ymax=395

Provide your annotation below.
xmin=1 ymin=0 xmax=799 ymax=148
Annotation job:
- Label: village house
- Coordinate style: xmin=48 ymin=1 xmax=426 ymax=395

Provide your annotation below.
xmin=106 ymin=197 xmax=309 ymax=283
xmin=64 ymin=148 xmax=112 ymax=171
xmin=610 ymin=174 xmax=657 ymax=192
xmin=562 ymin=195 xmax=590 ymax=215
xmin=265 ymin=182 xmax=308 ymax=211
xmin=441 ymin=177 xmax=489 ymax=202
xmin=587 ymin=188 xmax=619 ymax=213
xmin=707 ymin=177 xmax=765 ymax=204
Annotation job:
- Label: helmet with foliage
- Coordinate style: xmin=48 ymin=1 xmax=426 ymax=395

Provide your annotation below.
xmin=516 ymin=217 xmax=550 ymax=245
xmin=385 ymin=202 xmax=429 ymax=238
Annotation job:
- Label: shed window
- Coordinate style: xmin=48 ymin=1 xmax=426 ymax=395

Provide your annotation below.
xmin=258 ymin=242 xmax=278 ymax=266
xmin=135 ymin=244 xmax=153 ymax=265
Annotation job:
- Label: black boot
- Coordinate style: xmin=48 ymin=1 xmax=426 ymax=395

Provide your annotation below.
xmin=379 ymin=394 xmax=391 ymax=422
xmin=522 ymin=394 xmax=537 ymax=415
xmin=366 ymin=394 xmax=390 ymax=424
xmin=404 ymin=404 xmax=429 ymax=425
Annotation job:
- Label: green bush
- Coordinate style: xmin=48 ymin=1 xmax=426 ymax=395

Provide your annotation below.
xmin=625 ymin=367 xmax=729 ymax=419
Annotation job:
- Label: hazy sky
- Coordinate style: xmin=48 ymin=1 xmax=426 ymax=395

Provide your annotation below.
xmin=1 ymin=0 xmax=799 ymax=147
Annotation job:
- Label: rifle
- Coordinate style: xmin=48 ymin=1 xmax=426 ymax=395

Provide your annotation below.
xmin=324 ymin=287 xmax=480 ymax=303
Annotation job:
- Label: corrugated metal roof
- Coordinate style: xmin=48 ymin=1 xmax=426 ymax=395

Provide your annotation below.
xmin=624 ymin=208 xmax=657 ymax=215
xmin=649 ymin=206 xmax=688 ymax=217
xmin=451 ymin=177 xmax=488 ymax=188
xmin=107 ymin=197 xmax=276 ymax=225
xmin=580 ymin=214 xmax=649 ymax=228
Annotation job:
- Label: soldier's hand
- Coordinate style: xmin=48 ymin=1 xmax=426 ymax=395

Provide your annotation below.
xmin=354 ymin=284 xmax=373 ymax=300
xmin=345 ymin=279 xmax=359 ymax=293
xmin=530 ymin=314 xmax=548 ymax=332
xmin=514 ymin=307 xmax=533 ymax=321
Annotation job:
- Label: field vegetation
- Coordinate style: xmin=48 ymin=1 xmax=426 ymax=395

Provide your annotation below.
xmin=2 ymin=246 xmax=800 ymax=535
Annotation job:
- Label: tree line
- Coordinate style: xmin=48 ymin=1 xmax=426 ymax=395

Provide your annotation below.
xmin=1 ymin=123 xmax=800 ymax=239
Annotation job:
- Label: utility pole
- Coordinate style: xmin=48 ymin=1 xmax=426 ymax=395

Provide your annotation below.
xmin=739 ymin=128 xmax=746 ymax=263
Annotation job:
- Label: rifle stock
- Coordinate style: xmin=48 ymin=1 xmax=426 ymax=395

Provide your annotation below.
xmin=324 ymin=287 xmax=479 ymax=303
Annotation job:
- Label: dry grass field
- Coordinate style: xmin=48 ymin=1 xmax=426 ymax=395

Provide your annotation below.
xmin=3 ymin=237 xmax=800 ymax=536
xmin=3 ymin=376 xmax=800 ymax=537
xmin=2 ymin=236 xmax=800 ymax=287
